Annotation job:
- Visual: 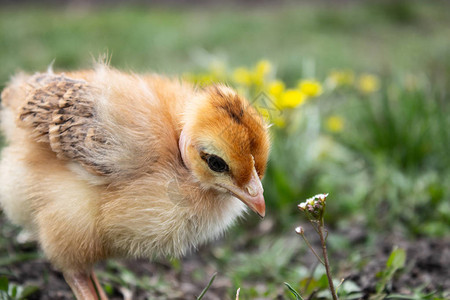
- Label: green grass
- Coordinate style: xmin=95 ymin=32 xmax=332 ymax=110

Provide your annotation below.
xmin=1 ymin=1 xmax=450 ymax=88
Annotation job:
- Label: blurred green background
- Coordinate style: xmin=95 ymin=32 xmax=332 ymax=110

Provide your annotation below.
xmin=0 ymin=0 xmax=449 ymax=298
xmin=1 ymin=1 xmax=450 ymax=85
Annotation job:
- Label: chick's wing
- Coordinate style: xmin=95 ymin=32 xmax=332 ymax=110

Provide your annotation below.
xmin=19 ymin=73 xmax=117 ymax=176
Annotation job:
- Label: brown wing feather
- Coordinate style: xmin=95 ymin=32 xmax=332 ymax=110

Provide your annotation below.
xmin=19 ymin=74 xmax=111 ymax=176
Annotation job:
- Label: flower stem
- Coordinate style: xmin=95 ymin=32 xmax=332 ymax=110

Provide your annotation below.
xmin=300 ymin=233 xmax=325 ymax=265
xmin=318 ymin=220 xmax=338 ymax=300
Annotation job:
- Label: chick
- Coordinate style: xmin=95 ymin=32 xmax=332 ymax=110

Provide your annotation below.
xmin=0 ymin=65 xmax=270 ymax=299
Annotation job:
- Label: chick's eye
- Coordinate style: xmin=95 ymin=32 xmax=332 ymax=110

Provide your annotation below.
xmin=203 ymin=154 xmax=229 ymax=173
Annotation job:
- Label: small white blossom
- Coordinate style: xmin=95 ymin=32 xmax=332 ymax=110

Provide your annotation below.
xmin=295 ymin=226 xmax=304 ymax=235
xmin=316 ymin=193 xmax=329 ymax=202
xmin=307 ymin=198 xmax=315 ymax=206
xmin=298 ymin=202 xmax=307 ymax=210
xmin=298 ymin=193 xmax=329 ymax=217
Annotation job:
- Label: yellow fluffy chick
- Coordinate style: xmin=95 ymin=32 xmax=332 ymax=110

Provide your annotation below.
xmin=0 ymin=65 xmax=270 ymax=299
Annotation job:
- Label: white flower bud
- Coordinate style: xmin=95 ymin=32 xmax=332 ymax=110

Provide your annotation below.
xmin=295 ymin=226 xmax=304 ymax=235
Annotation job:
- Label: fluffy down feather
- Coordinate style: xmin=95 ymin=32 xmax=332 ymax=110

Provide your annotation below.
xmin=0 ymin=65 xmax=270 ymax=299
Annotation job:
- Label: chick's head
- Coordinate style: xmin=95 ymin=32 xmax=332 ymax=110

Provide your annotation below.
xmin=180 ymin=85 xmax=270 ymax=217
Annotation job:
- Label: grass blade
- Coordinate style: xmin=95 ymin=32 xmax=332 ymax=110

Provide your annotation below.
xmin=284 ymin=282 xmax=304 ymax=300
xmin=196 ymin=272 xmax=217 ymax=300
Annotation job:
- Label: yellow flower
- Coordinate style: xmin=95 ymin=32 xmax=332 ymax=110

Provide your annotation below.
xmin=182 ymin=73 xmax=213 ymax=86
xmin=257 ymin=107 xmax=271 ymax=121
xmin=253 ymin=60 xmax=272 ymax=86
xmin=257 ymin=107 xmax=285 ymax=128
xmin=357 ymin=74 xmax=380 ymax=94
xmin=232 ymin=67 xmax=253 ymax=86
xmin=326 ymin=115 xmax=344 ymax=133
xmin=198 ymin=73 xmax=219 ymax=86
xmin=268 ymin=80 xmax=285 ymax=97
xmin=278 ymin=89 xmax=306 ymax=109
xmin=298 ymin=79 xmax=323 ymax=97
xmin=255 ymin=60 xmax=272 ymax=77
xmin=272 ymin=116 xmax=286 ymax=128
xmin=328 ymin=70 xmax=355 ymax=87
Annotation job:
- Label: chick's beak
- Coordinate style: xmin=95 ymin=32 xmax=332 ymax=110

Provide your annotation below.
xmin=221 ymin=168 xmax=266 ymax=218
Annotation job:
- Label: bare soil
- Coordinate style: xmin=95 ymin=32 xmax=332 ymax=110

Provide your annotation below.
xmin=1 ymin=213 xmax=449 ymax=299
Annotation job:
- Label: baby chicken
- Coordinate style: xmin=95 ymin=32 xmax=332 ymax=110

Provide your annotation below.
xmin=0 ymin=64 xmax=270 ymax=299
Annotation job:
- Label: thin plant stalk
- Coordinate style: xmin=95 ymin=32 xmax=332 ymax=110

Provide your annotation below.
xmin=299 ymin=233 xmax=325 ymax=265
xmin=297 ymin=194 xmax=339 ymax=300
xmin=318 ymin=219 xmax=338 ymax=300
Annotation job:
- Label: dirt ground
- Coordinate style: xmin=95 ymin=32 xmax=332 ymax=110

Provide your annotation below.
xmin=1 ymin=213 xmax=449 ymax=299
xmin=349 ymin=235 xmax=450 ymax=297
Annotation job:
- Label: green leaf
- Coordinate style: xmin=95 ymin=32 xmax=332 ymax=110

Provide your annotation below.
xmin=375 ymin=247 xmax=408 ymax=295
xmin=284 ymin=282 xmax=304 ymax=300
xmin=299 ymin=277 xmax=318 ymax=295
xmin=103 ymin=284 xmax=114 ymax=296
xmin=196 ymin=272 xmax=217 ymax=300
xmin=386 ymin=247 xmax=406 ymax=270
xmin=19 ymin=285 xmax=39 ymax=299
xmin=0 ymin=253 xmax=41 ymax=267
xmin=9 ymin=285 xmax=16 ymax=298
xmin=169 ymin=258 xmax=181 ymax=273
xmin=317 ymin=273 xmax=330 ymax=289
xmin=338 ymin=280 xmax=361 ymax=294
xmin=0 ymin=277 xmax=8 ymax=292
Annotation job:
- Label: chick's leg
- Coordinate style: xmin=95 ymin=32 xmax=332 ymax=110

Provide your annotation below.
xmin=64 ymin=271 xmax=108 ymax=300
xmin=91 ymin=271 xmax=109 ymax=300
